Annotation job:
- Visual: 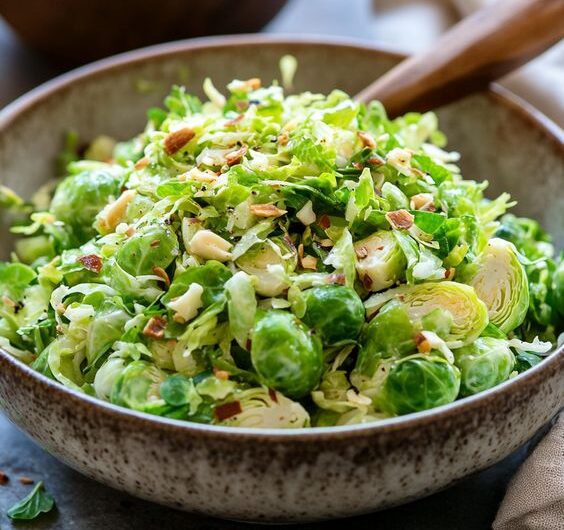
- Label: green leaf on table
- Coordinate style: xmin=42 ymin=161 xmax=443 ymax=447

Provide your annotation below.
xmin=7 ymin=480 xmax=55 ymax=520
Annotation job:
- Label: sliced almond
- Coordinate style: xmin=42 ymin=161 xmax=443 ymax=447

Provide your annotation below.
xmin=385 ymin=209 xmax=414 ymax=230
xmin=250 ymin=204 xmax=287 ymax=218
xmin=225 ymin=145 xmax=248 ymax=166
xmin=164 ymin=128 xmax=195 ymax=156
xmin=357 ymin=131 xmax=376 ymax=148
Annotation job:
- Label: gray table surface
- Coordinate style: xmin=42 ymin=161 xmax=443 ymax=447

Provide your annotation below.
xmin=0 ymin=1 xmax=548 ymax=528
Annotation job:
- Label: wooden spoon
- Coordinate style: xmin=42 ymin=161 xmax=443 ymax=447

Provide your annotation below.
xmin=356 ymin=0 xmax=564 ymax=116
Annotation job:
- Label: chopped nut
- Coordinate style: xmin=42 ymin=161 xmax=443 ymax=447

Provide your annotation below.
xmin=250 ymin=203 xmax=287 ymax=218
xmin=268 ymin=388 xmax=279 ymax=403
xmin=416 ymin=333 xmax=431 ymax=353
xmin=225 ymin=145 xmax=248 ymax=166
xmin=444 ymin=267 xmax=456 ymax=280
xmin=326 ymin=273 xmax=346 ymax=285
xmin=386 ymin=209 xmax=414 ymax=230
xmin=77 ymin=254 xmax=103 ymax=274
xmin=318 ymin=214 xmax=331 ymax=229
xmin=18 ymin=476 xmax=34 ymax=485
xmin=0 ymin=471 xmax=8 ymax=485
xmin=301 ymin=255 xmax=318 ymax=270
xmin=355 ymin=246 xmax=368 ymax=259
xmin=152 ymin=266 xmax=170 ymax=286
xmin=297 ymin=243 xmax=304 ymax=260
xmin=367 ymin=155 xmax=385 ymax=166
xmin=362 ymin=275 xmax=373 ymax=290
xmin=346 ymin=389 xmax=372 ymax=406
xmin=213 ymin=368 xmax=230 ymax=381
xmin=318 ymin=238 xmax=334 ymax=248
xmin=169 ymin=283 xmax=204 ymax=323
xmin=225 ymin=114 xmax=244 ymax=127
xmin=143 ymin=316 xmax=167 ymax=339
xmin=189 ymin=229 xmax=233 ymax=262
xmin=296 ymin=200 xmax=316 ymax=226
xmin=2 ymin=296 xmax=17 ymax=308
xmin=357 ymin=131 xmax=376 ymax=148
xmin=164 ymin=128 xmax=195 ymax=155
xmin=134 ymin=157 xmax=149 ymax=170
xmin=214 ymin=401 xmax=242 ymax=421
xmin=352 ymin=162 xmax=364 ymax=170
xmin=182 ymin=167 xmax=218 ymax=183
xmin=243 ymin=78 xmax=261 ymax=90
xmin=410 ymin=193 xmax=436 ymax=212
xmin=150 ymin=239 xmax=160 ymax=248
xmin=98 ymin=189 xmax=136 ymax=232
xmin=277 ymin=132 xmax=289 ymax=146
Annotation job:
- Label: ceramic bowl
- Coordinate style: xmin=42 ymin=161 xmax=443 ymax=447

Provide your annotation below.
xmin=0 ymin=36 xmax=562 ymax=523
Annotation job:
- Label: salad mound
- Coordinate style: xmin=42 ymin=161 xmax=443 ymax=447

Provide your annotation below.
xmin=0 ymin=69 xmax=562 ymax=429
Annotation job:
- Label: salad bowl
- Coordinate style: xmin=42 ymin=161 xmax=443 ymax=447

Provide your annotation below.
xmin=0 ymin=36 xmax=562 ymax=522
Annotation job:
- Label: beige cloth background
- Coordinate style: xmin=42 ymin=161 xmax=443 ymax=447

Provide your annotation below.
xmin=370 ymin=0 xmax=564 ymax=128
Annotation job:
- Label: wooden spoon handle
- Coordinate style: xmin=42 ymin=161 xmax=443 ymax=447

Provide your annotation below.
xmin=355 ymin=0 xmax=564 ymax=116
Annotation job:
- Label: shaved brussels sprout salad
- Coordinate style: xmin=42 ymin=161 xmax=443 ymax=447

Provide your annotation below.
xmin=1 ymin=65 xmax=562 ymax=429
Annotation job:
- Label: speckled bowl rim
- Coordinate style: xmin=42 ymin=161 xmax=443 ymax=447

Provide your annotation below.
xmin=0 ymin=34 xmax=562 ymax=441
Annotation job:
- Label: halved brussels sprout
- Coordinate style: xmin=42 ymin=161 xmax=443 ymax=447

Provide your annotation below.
xmin=50 ymin=169 xmax=121 ymax=242
xmin=235 ymin=236 xmax=297 ymax=297
xmin=215 ymin=387 xmax=310 ymax=428
xmin=380 ymin=355 xmax=460 ymax=415
xmin=454 ymin=337 xmax=515 ymax=396
xmin=354 ymin=230 xmax=406 ymax=292
xmin=365 ymin=281 xmax=488 ymax=345
xmin=301 ymin=284 xmax=364 ymax=345
xmin=355 ymin=300 xmax=416 ymax=377
xmin=115 ymin=223 xmax=179 ymax=276
xmin=251 ymin=310 xmax=323 ymax=398
xmin=461 ymin=238 xmax=529 ymax=334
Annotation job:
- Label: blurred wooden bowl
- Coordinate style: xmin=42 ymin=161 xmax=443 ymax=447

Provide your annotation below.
xmin=0 ymin=0 xmax=287 ymax=66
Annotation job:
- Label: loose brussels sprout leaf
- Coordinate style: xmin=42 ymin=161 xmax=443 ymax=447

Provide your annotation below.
xmin=116 ymin=223 xmax=179 ymax=276
xmin=162 ymin=261 xmax=232 ymax=307
xmin=50 ymin=169 xmax=122 ymax=242
xmin=365 ymin=281 xmax=488 ymax=346
xmin=354 ymin=230 xmax=405 ymax=292
xmin=461 ymin=238 xmax=529 ymax=334
xmin=225 ymin=271 xmax=257 ymax=348
xmin=251 ymin=311 xmax=323 ymax=398
xmin=380 ymin=355 xmax=460 ymax=415
xmin=454 ymin=337 xmax=515 ymax=396
xmin=301 ymin=284 xmax=364 ymax=345
xmin=514 ymin=351 xmax=543 ymax=373
xmin=160 ymin=374 xmax=202 ymax=413
xmin=356 ymin=300 xmax=416 ymax=377
xmin=236 ymin=237 xmax=296 ymax=297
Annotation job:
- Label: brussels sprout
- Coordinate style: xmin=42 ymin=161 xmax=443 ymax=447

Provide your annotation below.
xmin=380 ymin=355 xmax=460 ymax=415
xmin=251 ymin=311 xmax=323 ymax=398
xmin=461 ymin=238 xmax=529 ymax=333
xmin=365 ymin=281 xmax=488 ymax=346
xmin=354 ymin=230 xmax=406 ymax=292
xmin=236 ymin=236 xmax=297 ymax=297
xmin=50 ymin=169 xmax=121 ymax=242
xmin=216 ymin=387 xmax=310 ymax=428
xmin=301 ymin=284 xmax=364 ymax=345
xmin=115 ymin=223 xmax=179 ymax=276
xmin=454 ymin=337 xmax=515 ymax=396
xmin=110 ymin=360 xmax=166 ymax=411
xmin=355 ymin=300 xmax=416 ymax=377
